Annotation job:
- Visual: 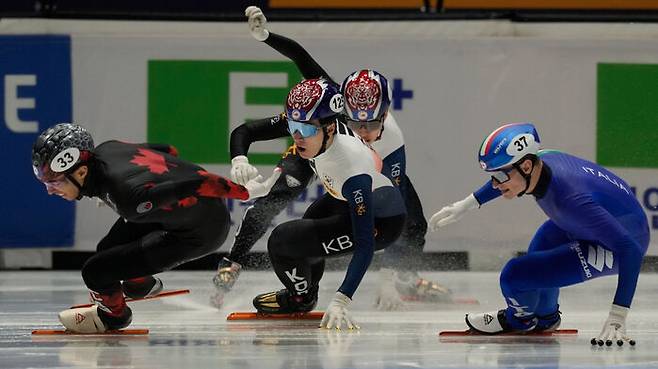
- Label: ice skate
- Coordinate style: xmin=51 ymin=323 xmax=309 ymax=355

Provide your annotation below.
xmin=465 ymin=309 xmax=536 ymax=335
xmin=58 ymin=306 xmax=107 ymax=333
xmin=394 ymin=271 xmax=453 ymax=303
xmin=122 ymin=276 xmax=163 ymax=299
xmin=253 ymin=287 xmax=318 ymax=314
xmin=533 ymin=310 xmax=561 ymax=332
xmin=58 ymin=304 xmax=132 ymax=334
xmin=210 ymin=257 xmax=242 ymax=308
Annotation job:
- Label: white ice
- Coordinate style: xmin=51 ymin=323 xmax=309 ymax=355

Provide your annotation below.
xmin=2 ymin=270 xmax=658 ymax=369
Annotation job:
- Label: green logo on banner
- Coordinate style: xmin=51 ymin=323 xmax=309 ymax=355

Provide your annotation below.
xmin=597 ymin=63 xmax=658 ymax=168
xmin=147 ymin=60 xmax=302 ymax=164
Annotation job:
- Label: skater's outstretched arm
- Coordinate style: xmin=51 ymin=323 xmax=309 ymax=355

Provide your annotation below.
xmin=245 ymin=6 xmax=334 ymax=83
xmin=230 ymin=114 xmax=289 ymax=159
xmin=125 ymin=169 xmax=281 ymax=214
xmin=337 ymin=174 xmax=375 ymax=299
xmin=229 ymin=114 xmax=289 ymax=184
xmin=564 ymin=193 xmax=643 ymax=346
xmin=320 ymin=174 xmax=374 ymax=330
xmin=428 ymin=181 xmax=500 ymax=231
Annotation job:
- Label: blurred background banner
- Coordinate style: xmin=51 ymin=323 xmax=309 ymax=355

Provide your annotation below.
xmin=1 ymin=18 xmax=657 ymax=266
xmin=0 ymin=35 xmax=74 ymax=248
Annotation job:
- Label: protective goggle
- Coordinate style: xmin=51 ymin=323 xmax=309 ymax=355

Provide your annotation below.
xmin=346 ymin=118 xmax=383 ymax=133
xmin=287 ymin=120 xmax=320 ymax=138
xmin=490 ymin=166 xmax=515 ymax=184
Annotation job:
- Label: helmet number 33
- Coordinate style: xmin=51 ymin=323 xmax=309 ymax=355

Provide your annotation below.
xmin=50 ymin=147 xmax=80 ymax=173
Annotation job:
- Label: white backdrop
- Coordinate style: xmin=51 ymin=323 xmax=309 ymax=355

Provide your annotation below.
xmin=2 ymin=19 xmax=657 ymax=267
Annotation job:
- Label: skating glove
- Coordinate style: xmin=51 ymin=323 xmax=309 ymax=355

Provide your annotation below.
xmin=592 ymin=304 xmax=635 ymax=347
xmin=245 ymin=6 xmax=270 ymax=41
xmin=244 ymin=167 xmax=281 ymax=201
xmin=320 ymin=292 xmax=359 ymax=330
xmin=230 ymin=155 xmax=259 ymax=185
xmin=429 ymin=193 xmax=479 ymax=231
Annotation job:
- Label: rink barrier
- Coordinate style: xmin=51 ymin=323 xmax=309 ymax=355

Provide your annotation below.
xmin=50 ymin=251 xmax=469 ymax=271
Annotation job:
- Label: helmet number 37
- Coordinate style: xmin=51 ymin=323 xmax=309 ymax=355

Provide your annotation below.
xmin=514 ymin=136 xmax=529 ymax=151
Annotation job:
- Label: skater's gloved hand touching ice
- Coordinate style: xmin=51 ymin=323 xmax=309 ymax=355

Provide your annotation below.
xmin=320 ymin=292 xmax=359 ymax=330
xmin=592 ymin=304 xmax=636 ymax=347
xmin=244 ymin=167 xmax=281 ymax=201
xmin=429 ymin=194 xmax=479 ymax=231
xmin=230 ymin=155 xmax=259 ymax=185
xmin=245 ymin=6 xmax=270 ymax=41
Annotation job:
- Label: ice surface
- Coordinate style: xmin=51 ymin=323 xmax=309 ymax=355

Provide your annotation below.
xmin=2 ymin=270 xmax=658 ymax=369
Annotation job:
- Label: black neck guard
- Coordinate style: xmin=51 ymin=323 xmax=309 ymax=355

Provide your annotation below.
xmin=530 ymin=162 xmax=552 ymax=199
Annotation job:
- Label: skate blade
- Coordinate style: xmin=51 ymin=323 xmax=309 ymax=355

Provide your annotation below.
xmin=70 ymin=289 xmax=190 ymax=309
xmin=227 ymin=311 xmax=324 ymax=321
xmin=32 ymin=329 xmax=149 ymax=335
xmin=439 ymin=328 xmax=578 ymax=337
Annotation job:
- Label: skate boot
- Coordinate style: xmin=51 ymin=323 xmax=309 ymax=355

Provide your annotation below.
xmin=253 ymin=286 xmax=318 ymax=314
xmin=465 ymin=309 xmax=537 ymax=335
xmin=59 ymin=289 xmax=132 ymax=333
xmin=122 ymin=276 xmax=163 ymax=299
xmin=212 ymin=257 xmax=242 ymax=292
xmin=394 ymin=271 xmax=453 ymax=303
xmin=210 ymin=257 xmax=242 ymax=308
xmin=533 ymin=309 xmax=561 ymax=332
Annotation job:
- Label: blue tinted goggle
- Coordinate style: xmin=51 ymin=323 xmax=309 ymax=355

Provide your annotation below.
xmin=287 ymin=120 xmax=319 ymax=138
xmin=490 ymin=166 xmax=515 ymax=184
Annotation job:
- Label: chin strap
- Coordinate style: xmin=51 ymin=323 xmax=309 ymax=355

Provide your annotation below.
xmin=374 ymin=121 xmax=385 ymax=142
xmin=65 ymin=172 xmax=85 ymax=200
xmin=316 ymin=126 xmax=330 ymax=156
xmin=512 ymin=159 xmax=536 ymax=197
xmin=315 ymin=118 xmax=339 ymax=157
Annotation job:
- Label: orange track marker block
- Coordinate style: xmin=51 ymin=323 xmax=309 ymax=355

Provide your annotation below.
xmin=227 ymin=311 xmax=325 ymax=321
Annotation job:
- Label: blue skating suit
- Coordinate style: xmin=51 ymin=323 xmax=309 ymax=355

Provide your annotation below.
xmin=474 ymin=150 xmax=649 ymax=319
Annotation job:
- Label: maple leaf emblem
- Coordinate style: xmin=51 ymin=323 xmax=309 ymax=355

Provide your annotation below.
xmin=130 ymin=148 xmax=169 ymax=174
xmin=178 ymin=196 xmax=198 ymax=208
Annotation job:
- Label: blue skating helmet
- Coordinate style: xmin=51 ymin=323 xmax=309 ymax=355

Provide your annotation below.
xmin=478 ymin=123 xmax=540 ymax=172
xmin=341 ymin=69 xmax=391 ymax=122
xmin=285 ymin=78 xmax=344 ymax=124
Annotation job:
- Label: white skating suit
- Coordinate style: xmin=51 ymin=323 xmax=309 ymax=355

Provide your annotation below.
xmin=309 ymin=122 xmax=393 ymax=201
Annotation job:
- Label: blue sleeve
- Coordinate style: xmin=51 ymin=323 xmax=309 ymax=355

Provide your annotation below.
xmin=338 ymin=174 xmax=375 ymax=298
xmin=473 ymin=180 xmax=501 ymax=205
xmin=381 ymin=146 xmax=407 ymax=200
xmin=565 ymin=193 xmax=644 ymax=307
